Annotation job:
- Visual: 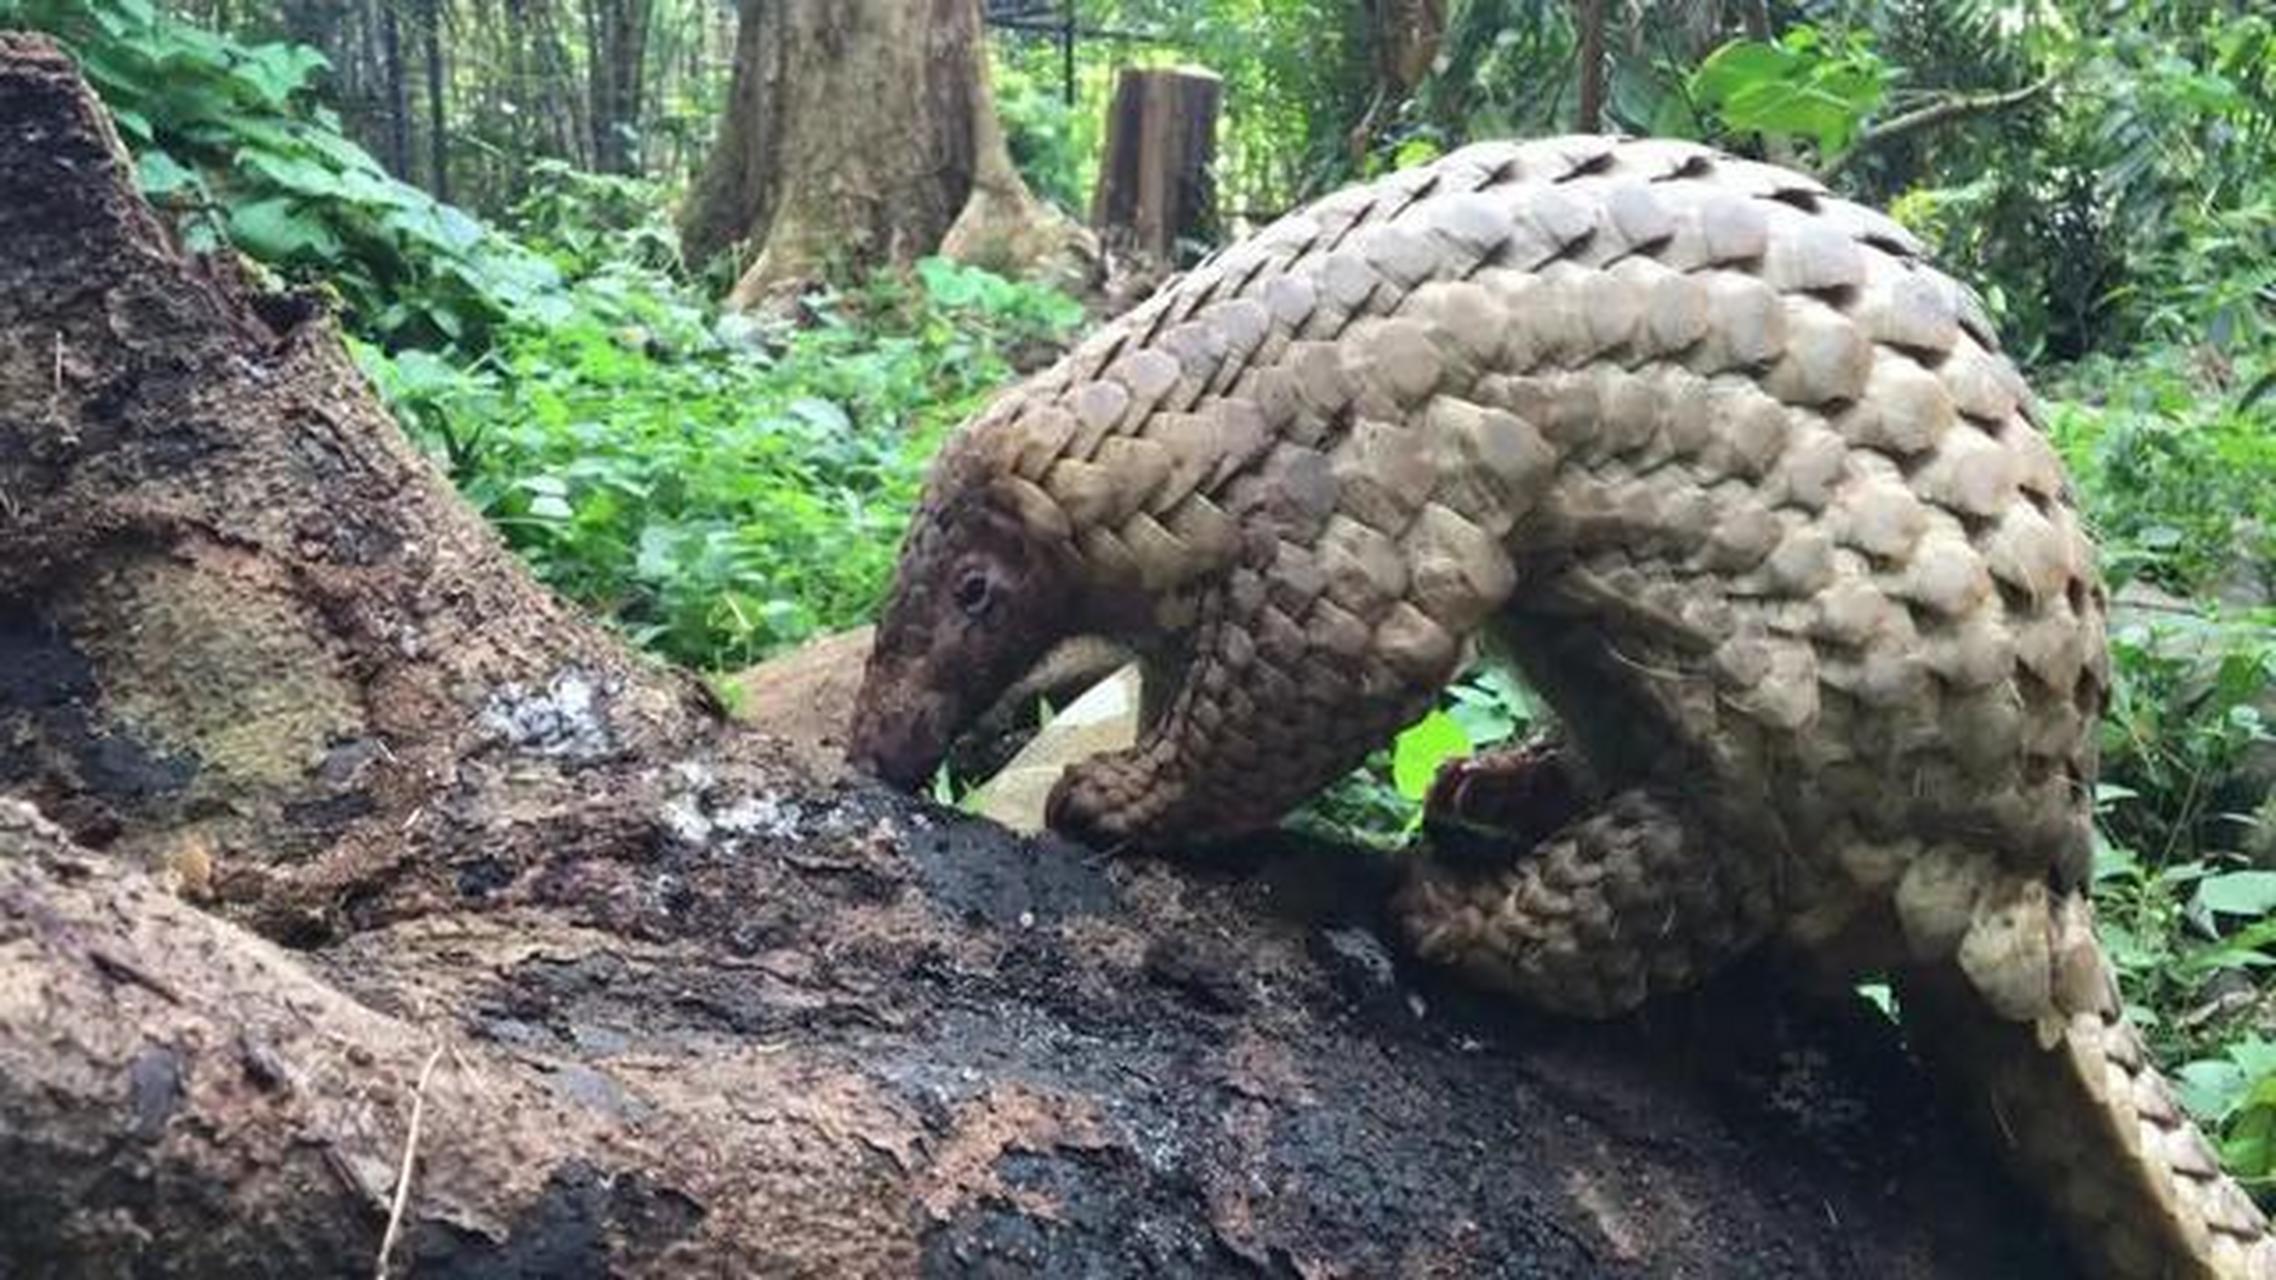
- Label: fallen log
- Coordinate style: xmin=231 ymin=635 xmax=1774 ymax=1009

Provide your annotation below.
xmin=0 ymin=31 xmax=2063 ymax=1276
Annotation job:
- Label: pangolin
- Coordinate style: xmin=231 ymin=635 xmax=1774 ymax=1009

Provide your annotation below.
xmin=847 ymin=134 xmax=2272 ymax=1278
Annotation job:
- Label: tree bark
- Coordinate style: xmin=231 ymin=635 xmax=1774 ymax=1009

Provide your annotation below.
xmin=420 ymin=0 xmax=448 ymax=199
xmin=1089 ymin=66 xmax=1223 ymax=269
xmin=1370 ymin=0 xmax=1445 ymax=95
xmin=1573 ymin=0 xmax=1606 ymax=131
xmin=584 ymin=0 xmax=651 ymax=174
xmin=536 ymin=0 xmax=591 ymax=170
xmin=1 ymin=32 xmax=2071 ymax=1277
xmin=379 ymin=0 xmax=411 ymax=177
xmin=677 ymin=0 xmax=1091 ymax=307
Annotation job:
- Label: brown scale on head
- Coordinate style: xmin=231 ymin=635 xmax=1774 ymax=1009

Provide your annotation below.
xmin=845 ymin=462 xmax=1086 ymax=792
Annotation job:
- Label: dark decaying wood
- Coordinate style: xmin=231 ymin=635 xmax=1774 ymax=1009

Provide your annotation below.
xmin=0 ymin=32 xmax=2066 ymax=1277
xmin=1090 ymin=65 xmax=1222 ymax=266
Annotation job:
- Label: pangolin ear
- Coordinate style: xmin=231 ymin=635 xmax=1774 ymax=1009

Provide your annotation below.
xmin=986 ymin=473 xmax=1073 ymax=544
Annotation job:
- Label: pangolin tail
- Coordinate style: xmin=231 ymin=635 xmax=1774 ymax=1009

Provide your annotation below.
xmin=1898 ymin=953 xmax=2275 ymax=1279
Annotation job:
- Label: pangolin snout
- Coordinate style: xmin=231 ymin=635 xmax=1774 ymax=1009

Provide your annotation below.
xmin=846 ymin=696 xmax=948 ymax=793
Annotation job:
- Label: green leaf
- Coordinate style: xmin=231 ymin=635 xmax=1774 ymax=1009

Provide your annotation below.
xmin=787 ymin=396 xmax=852 ymax=436
xmin=2197 ymin=871 xmax=2276 ymax=917
xmin=239 ymin=148 xmax=350 ymax=199
xmin=2179 ymin=1056 xmax=2252 ymax=1123
xmin=1687 ymin=27 xmax=1888 ymax=156
xmin=1392 ymin=136 xmax=1443 ymax=170
xmin=1391 ymin=709 xmax=1470 ymax=803
xmin=110 ymin=106 xmax=153 ymax=142
xmin=225 ymin=196 xmax=340 ymax=260
xmin=1691 ymin=41 xmax=1800 ymax=106
xmin=234 ymin=42 xmax=327 ymax=108
xmin=135 ymin=149 xmax=200 ymax=196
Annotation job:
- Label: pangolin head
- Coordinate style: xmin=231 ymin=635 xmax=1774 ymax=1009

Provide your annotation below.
xmin=847 ymin=437 xmax=1082 ymax=792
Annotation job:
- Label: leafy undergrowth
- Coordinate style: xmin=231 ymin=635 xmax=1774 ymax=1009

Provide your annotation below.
xmin=10 ymin=0 xmax=574 ymax=353
xmin=9 ymin=0 xmax=1087 ymax=671
xmin=2045 ymin=350 xmax=2276 ymax=1184
xmin=363 ymin=251 xmax=1082 ymax=668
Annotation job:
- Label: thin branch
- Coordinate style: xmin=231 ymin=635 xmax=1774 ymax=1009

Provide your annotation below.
xmin=374 ymin=1044 xmax=446 ymax=1280
xmin=1819 ymin=75 xmax=2055 ymax=180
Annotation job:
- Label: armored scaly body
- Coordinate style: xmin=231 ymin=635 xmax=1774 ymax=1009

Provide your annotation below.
xmin=848 ymin=135 xmax=2273 ymax=1278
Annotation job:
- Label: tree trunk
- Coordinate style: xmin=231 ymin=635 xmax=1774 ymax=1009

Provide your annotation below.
xmin=379 ymin=0 xmax=411 ymax=177
xmin=1089 ymin=66 xmax=1223 ymax=269
xmin=1370 ymin=0 xmax=1445 ymax=95
xmin=1574 ymin=0 xmax=1606 ymax=131
xmin=1742 ymin=0 xmax=1774 ymax=42
xmin=0 ymin=33 xmax=2070 ymax=1277
xmin=584 ymin=0 xmax=650 ymax=174
xmin=421 ymin=0 xmax=448 ymax=199
xmin=1344 ymin=0 xmax=1443 ymax=171
xmin=536 ymin=0 xmax=591 ymax=170
xmin=677 ymin=0 xmax=1091 ymax=307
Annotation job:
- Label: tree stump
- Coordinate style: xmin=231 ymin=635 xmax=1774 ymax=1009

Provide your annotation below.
xmin=0 ymin=31 xmax=2069 ymax=1277
xmin=1090 ymin=66 xmax=1222 ymax=267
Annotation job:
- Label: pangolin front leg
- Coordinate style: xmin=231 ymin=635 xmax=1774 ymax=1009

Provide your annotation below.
xmin=1047 ymin=547 xmax=1471 ymax=846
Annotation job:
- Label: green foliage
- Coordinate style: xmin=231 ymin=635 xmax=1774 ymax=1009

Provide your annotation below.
xmin=1293 ymin=666 xmax=1534 ymax=848
xmin=2071 ymin=8 xmax=2276 ymax=355
xmin=2048 ymin=353 xmax=2276 ymax=599
xmin=364 ymin=254 xmax=1080 ymax=669
xmin=504 ymin=159 xmax=684 ymax=280
xmin=2179 ymin=1037 xmax=2276 ymax=1186
xmin=2051 ymin=350 xmax=2276 ymax=1179
xmin=991 ymin=56 xmax=1088 ymax=215
xmin=8 ymin=0 xmax=570 ymax=352
xmin=1689 ymin=27 xmax=1894 ymax=160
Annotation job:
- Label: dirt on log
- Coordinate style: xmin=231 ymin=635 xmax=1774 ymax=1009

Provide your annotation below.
xmin=0 ymin=33 xmax=2066 ymax=1277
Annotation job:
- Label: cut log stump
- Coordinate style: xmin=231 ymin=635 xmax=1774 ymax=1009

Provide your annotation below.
xmin=1090 ymin=65 xmax=1222 ymax=266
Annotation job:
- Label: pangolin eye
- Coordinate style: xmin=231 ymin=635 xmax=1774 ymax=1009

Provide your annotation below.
xmin=953 ymin=570 xmax=993 ymax=617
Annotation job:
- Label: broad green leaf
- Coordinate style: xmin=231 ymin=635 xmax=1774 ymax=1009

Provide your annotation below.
xmin=239 ymin=148 xmax=349 ymax=198
xmin=1391 ymin=709 xmax=1470 ymax=803
xmin=1692 ymin=41 xmax=1800 ymax=103
xmin=1392 ymin=136 xmax=1442 ymax=170
xmin=225 ymin=196 xmax=340 ymax=259
xmin=110 ymin=106 xmax=153 ymax=142
xmin=526 ymin=494 xmax=574 ymax=522
xmin=2197 ymin=870 xmax=2276 ymax=916
xmin=135 ymin=149 xmax=199 ymax=196
xmin=787 ymin=396 xmax=852 ymax=435
xmin=2179 ymin=1057 xmax=2251 ymax=1123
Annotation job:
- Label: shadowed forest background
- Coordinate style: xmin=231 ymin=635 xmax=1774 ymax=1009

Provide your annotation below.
xmin=7 ymin=0 xmax=2276 ymax=1198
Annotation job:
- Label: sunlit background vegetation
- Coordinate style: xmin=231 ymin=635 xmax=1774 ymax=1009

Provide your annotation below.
xmin=5 ymin=0 xmax=2274 ymax=1191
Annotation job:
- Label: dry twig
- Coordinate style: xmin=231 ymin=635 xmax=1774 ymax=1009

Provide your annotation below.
xmin=374 ymin=1044 xmax=446 ymax=1280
